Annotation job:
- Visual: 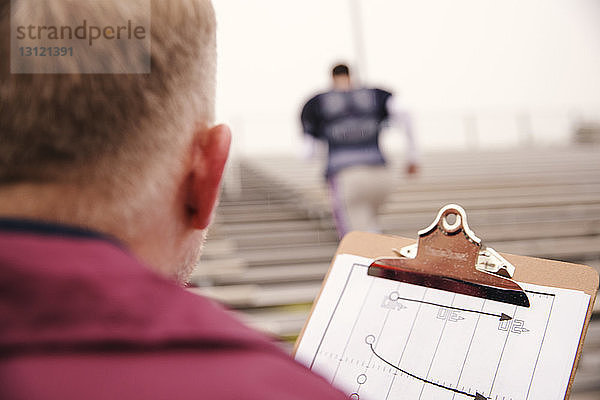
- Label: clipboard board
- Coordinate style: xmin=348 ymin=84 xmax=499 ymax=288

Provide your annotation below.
xmin=294 ymin=204 xmax=598 ymax=400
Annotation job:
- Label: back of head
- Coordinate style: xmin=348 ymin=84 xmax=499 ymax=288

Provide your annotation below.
xmin=331 ymin=63 xmax=351 ymax=90
xmin=0 ymin=0 xmax=216 ymax=222
xmin=331 ymin=63 xmax=350 ymax=77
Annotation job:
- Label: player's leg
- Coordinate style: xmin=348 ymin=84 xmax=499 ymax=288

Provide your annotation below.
xmin=339 ymin=165 xmax=392 ymax=233
xmin=364 ymin=166 xmax=393 ymax=232
xmin=327 ymin=175 xmax=351 ymax=239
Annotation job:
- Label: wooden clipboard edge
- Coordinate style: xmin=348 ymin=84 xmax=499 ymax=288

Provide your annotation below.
xmin=293 ymin=231 xmax=599 ymax=400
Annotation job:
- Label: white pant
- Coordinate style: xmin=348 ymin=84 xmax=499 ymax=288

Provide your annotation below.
xmin=328 ymin=165 xmax=392 ymax=238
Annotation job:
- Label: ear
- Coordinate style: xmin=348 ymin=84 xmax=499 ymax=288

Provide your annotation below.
xmin=187 ymin=124 xmax=231 ymax=229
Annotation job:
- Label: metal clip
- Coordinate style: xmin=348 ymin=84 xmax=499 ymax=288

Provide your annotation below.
xmin=369 ymin=204 xmax=529 ymax=307
xmin=394 ymin=244 xmax=515 ymax=278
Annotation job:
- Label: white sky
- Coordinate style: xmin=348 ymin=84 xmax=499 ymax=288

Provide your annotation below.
xmin=213 ymin=0 xmax=600 ymax=155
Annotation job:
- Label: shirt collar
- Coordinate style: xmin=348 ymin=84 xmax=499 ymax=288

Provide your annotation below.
xmin=0 ymin=217 xmax=277 ymax=355
xmin=0 ymin=217 xmax=123 ymax=247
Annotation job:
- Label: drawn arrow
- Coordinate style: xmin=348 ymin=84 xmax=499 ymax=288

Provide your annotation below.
xmin=389 ymin=293 xmax=512 ymax=321
xmin=369 ymin=343 xmax=488 ymax=399
xmin=499 ymin=313 xmax=512 ymax=321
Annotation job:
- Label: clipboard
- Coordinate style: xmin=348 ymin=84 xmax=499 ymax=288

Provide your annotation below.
xmin=294 ymin=204 xmax=598 ymax=400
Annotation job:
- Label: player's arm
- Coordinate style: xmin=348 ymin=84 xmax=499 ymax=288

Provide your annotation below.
xmin=386 ymin=96 xmax=419 ymax=176
xmin=301 ymin=134 xmax=318 ymax=160
xmin=300 ymin=97 xmax=321 ymax=160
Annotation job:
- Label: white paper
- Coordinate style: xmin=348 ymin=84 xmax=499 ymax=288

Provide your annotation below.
xmin=295 ymin=254 xmax=590 ymax=400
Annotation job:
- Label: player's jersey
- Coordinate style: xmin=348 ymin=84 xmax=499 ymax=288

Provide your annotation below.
xmin=301 ymin=87 xmax=392 ymax=178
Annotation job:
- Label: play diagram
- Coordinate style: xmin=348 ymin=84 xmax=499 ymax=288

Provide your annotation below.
xmin=295 ymin=255 xmax=590 ymax=400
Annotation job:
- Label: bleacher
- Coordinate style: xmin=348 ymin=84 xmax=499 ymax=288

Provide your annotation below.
xmin=191 ymin=145 xmax=600 ymax=398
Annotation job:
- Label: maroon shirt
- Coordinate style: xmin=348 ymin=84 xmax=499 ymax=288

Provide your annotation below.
xmin=0 ymin=220 xmax=345 ymax=400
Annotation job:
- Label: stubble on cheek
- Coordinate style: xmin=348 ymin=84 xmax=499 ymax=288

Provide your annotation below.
xmin=175 ymin=229 xmax=207 ymax=285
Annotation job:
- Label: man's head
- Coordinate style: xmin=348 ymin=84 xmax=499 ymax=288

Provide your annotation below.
xmin=0 ymin=0 xmax=230 ymax=283
xmin=331 ymin=63 xmax=351 ymax=91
